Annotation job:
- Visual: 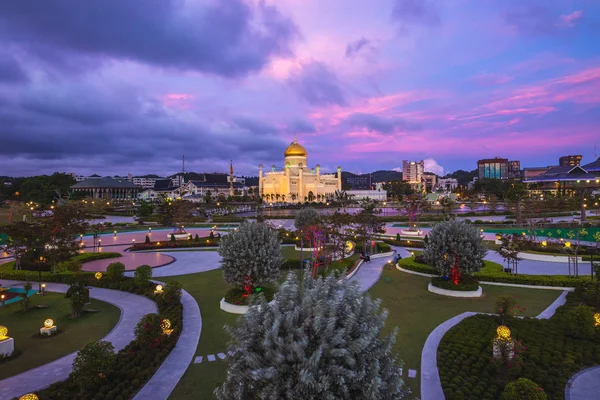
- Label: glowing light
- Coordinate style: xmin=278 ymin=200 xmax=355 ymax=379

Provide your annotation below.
xmin=155 ymin=284 xmax=163 ymax=294
xmin=41 ymin=283 xmax=46 ymax=288
xmin=541 ymin=240 xmax=547 ymax=247
xmin=595 ymin=313 xmax=600 ymax=326
xmin=497 ymin=325 xmax=511 ymax=340
xmin=44 ymin=319 xmax=54 ymax=329
xmin=0 ymin=325 xmax=8 ymax=339
xmin=161 ymin=319 xmax=173 ymax=335
xmin=19 ymin=394 xmax=39 ymax=400
xmin=95 ymin=272 xmax=103 ymax=280
xmin=565 ymin=242 xmax=571 ymax=248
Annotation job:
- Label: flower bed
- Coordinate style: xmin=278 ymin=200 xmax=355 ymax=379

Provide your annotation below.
xmin=34 ymin=276 xmax=183 ymax=400
xmin=437 ymin=284 xmax=600 ymax=399
xmin=431 ymin=276 xmax=480 ymax=291
xmin=224 ymin=286 xmax=276 ymax=306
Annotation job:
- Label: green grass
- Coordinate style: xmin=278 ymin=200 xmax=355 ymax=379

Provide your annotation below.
xmin=0 ymin=292 xmax=120 ymax=380
xmin=368 ymin=267 xmax=562 ymax=398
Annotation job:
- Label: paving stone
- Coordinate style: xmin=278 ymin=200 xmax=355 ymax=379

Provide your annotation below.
xmin=217 ymin=353 xmax=226 ymax=360
xmin=194 ymin=356 xmax=203 ymax=364
xmin=207 ymin=354 xmax=216 ymax=362
xmin=408 ymin=369 xmax=417 ymax=378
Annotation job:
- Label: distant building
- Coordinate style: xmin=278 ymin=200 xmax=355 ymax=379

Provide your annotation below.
xmin=436 ymin=178 xmax=458 ymax=191
xmin=125 ymin=174 xmax=164 ymax=189
xmin=523 ymin=157 xmax=600 ymax=193
xmin=71 ymin=177 xmax=140 ymax=199
xmin=180 ymin=173 xmax=244 ymax=199
xmin=477 ymin=157 xmax=519 ymax=180
xmin=402 ymin=160 xmax=424 ymax=184
xmin=422 ymin=174 xmax=437 ymax=192
xmin=346 ymin=190 xmax=387 ymax=201
xmin=559 ymin=155 xmax=582 ymax=167
xmin=522 ymin=167 xmax=552 ymax=180
xmin=345 ymin=175 xmax=372 ymax=190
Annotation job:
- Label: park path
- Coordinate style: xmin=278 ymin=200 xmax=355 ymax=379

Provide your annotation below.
xmin=349 ymin=256 xmax=391 ymax=292
xmin=0 ymin=280 xmax=157 ymax=400
xmin=565 ymin=365 xmax=600 ymax=400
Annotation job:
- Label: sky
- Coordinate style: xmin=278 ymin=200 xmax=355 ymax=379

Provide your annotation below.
xmin=1 ymin=0 xmax=599 ymax=178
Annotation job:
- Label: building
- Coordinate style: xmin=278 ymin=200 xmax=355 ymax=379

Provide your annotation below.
xmin=477 ymin=157 xmax=520 ymax=180
xmin=559 ymin=155 xmax=582 ymax=167
xmin=436 ymin=178 xmax=458 ymax=191
xmin=523 ymin=158 xmax=600 ymax=194
xmin=522 ymin=167 xmax=552 ymax=180
xmin=346 ymin=190 xmax=387 ymax=201
xmin=422 ymin=174 xmax=437 ymax=192
xmin=402 ymin=160 xmax=424 ymax=184
xmin=344 ymin=175 xmax=372 ymax=190
xmin=71 ymin=177 xmax=140 ymax=199
xmin=258 ymin=139 xmax=341 ymax=202
xmin=138 ymin=179 xmax=181 ymax=201
xmin=508 ymin=160 xmax=521 ymax=179
xmin=179 ymin=173 xmax=244 ymax=200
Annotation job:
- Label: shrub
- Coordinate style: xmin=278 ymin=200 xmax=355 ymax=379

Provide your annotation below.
xmin=21 ymin=281 xmax=32 ymax=311
xmin=431 ymin=276 xmax=479 ymax=291
xmin=396 ymin=233 xmax=400 ymax=241
xmin=71 ymin=340 xmax=115 ymax=394
xmin=218 ymin=222 xmax=282 ymax=291
xmin=145 ymin=235 xmax=150 ymax=244
xmin=375 ymin=242 xmax=391 ymax=253
xmin=64 ymin=259 xmax=82 ymax=272
xmin=65 ymin=281 xmax=90 ymax=317
xmin=134 ymin=265 xmax=153 ymax=287
xmin=495 ymin=295 xmax=521 ymax=324
xmin=170 ymin=234 xmax=175 ymax=242
xmin=209 ymin=231 xmax=215 ymax=239
xmin=163 ymin=281 xmax=182 ymax=304
xmin=194 ymin=233 xmax=200 ymax=241
xmin=424 ymin=220 xmax=488 ymax=283
xmin=134 ymin=313 xmax=164 ymax=348
xmin=106 ymin=262 xmax=126 ymax=281
xmin=501 ymin=378 xmax=547 ymax=400
xmin=566 ymin=304 xmax=596 ymax=339
xmin=414 ymin=254 xmax=427 ymax=265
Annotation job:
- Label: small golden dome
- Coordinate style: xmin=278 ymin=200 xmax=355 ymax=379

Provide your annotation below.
xmin=284 ymin=141 xmax=307 ymax=157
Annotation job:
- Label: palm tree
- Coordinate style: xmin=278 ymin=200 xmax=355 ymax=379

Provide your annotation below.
xmin=275 ymin=194 xmax=281 ymax=202
xmin=282 ymin=194 xmax=286 ymax=202
xmin=291 ymin=193 xmax=297 ymax=202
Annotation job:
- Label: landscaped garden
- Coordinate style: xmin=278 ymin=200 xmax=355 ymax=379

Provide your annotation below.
xmin=438 ymin=283 xmax=600 ymax=399
xmin=0 ymin=292 xmax=120 ymax=380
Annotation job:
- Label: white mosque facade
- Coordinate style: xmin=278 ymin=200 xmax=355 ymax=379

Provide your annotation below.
xmin=259 ymin=140 xmax=342 ymax=202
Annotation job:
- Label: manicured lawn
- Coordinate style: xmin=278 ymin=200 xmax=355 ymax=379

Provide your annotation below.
xmin=368 ymin=267 xmax=561 ymax=398
xmin=0 ymin=292 xmax=120 ymax=380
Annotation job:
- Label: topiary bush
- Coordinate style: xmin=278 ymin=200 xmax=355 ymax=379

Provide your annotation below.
xmin=566 ymin=304 xmax=596 ymax=339
xmin=162 ymin=281 xmax=182 ymax=304
xmin=134 ymin=313 xmax=165 ymax=348
xmin=145 ymin=235 xmax=150 ymax=244
xmin=106 ymin=262 xmax=126 ymax=281
xmin=501 ymin=378 xmax=547 ymax=400
xmin=134 ymin=265 xmax=153 ymax=287
xmin=71 ymin=340 xmax=115 ymax=395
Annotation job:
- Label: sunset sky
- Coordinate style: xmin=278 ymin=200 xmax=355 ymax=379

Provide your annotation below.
xmin=1 ymin=0 xmax=599 ymax=177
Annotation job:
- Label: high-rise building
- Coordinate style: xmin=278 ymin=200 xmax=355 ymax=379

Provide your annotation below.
xmin=559 ymin=155 xmax=582 ymax=167
xmin=402 ymin=160 xmax=424 ymax=183
xmin=508 ymin=160 xmax=521 ymax=179
xmin=422 ymin=174 xmax=437 ymax=192
xmin=478 ymin=157 xmax=509 ymax=180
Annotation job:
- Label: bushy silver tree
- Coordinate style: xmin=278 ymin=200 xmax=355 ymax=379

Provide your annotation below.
xmin=215 ymin=273 xmax=406 ymax=400
xmin=424 ymin=220 xmax=488 ymax=283
xmin=218 ymin=222 xmax=283 ymax=290
xmin=294 ymin=207 xmax=321 ymax=232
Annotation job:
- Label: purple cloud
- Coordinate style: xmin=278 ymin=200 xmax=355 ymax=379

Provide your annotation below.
xmin=0 ymin=53 xmax=28 ymax=83
xmin=287 ymin=61 xmax=347 ymax=106
xmin=0 ymin=0 xmax=299 ymax=77
xmin=391 ymin=0 xmax=440 ymax=26
xmin=343 ymin=112 xmax=421 ymax=134
xmin=345 ymin=37 xmax=374 ymax=58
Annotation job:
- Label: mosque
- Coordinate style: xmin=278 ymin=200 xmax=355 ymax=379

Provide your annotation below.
xmin=258 ymin=139 xmax=341 ymax=202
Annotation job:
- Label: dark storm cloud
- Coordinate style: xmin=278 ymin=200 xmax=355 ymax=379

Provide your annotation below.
xmin=0 ymin=54 xmax=28 ymax=83
xmin=232 ymin=117 xmax=279 ymax=135
xmin=287 ymin=61 xmax=346 ymax=106
xmin=345 ymin=37 xmax=373 ymax=58
xmin=343 ymin=113 xmax=421 ymax=134
xmin=0 ymin=0 xmax=299 ymax=78
xmin=391 ymin=0 xmax=440 ymax=26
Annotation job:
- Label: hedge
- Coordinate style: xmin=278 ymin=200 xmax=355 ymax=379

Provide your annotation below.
xmin=130 ymin=240 xmax=220 ymax=251
xmin=383 ymin=239 xmax=425 ymax=248
xmin=438 ymin=283 xmax=600 ymax=399
xmin=0 ymin=252 xmax=122 ymax=282
xmin=33 ymin=274 xmax=183 ymax=400
xmin=375 ymin=242 xmax=391 ymax=253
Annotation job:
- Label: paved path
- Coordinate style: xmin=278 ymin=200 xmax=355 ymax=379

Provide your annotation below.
xmin=565 ymin=365 xmax=600 ymax=400
xmin=125 ymin=250 xmax=221 ymax=277
xmin=349 ymin=256 xmax=390 ymax=292
xmin=81 ymin=245 xmax=174 ymax=271
xmin=0 ymin=280 xmax=157 ymax=400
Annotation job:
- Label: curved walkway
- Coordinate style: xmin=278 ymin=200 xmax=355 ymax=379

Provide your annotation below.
xmin=81 ymin=246 xmax=174 ymax=271
xmin=349 ymin=254 xmax=393 ymax=292
xmin=0 ymin=280 xmax=157 ymax=400
xmin=125 ymin=250 xmax=221 ymax=277
xmin=565 ymin=365 xmax=600 ymax=400
xmin=420 ymin=290 xmax=570 ymax=400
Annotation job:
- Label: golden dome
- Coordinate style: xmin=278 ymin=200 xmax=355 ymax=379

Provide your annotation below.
xmin=284 ymin=141 xmax=307 ymax=157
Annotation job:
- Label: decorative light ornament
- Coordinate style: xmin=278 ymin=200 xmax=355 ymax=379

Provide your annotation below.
xmin=161 ymin=319 xmax=173 ymax=335
xmin=594 ymin=313 xmax=600 ymax=327
xmin=154 ymin=284 xmax=163 ymax=294
xmin=0 ymin=325 xmax=8 ymax=340
xmin=497 ymin=325 xmax=511 ymax=340
xmin=44 ymin=319 xmax=54 ymax=328
xmin=19 ymin=394 xmax=39 ymax=400
xmin=95 ymin=272 xmax=103 ymax=280
xmin=565 ymin=242 xmax=571 ymax=248
xmin=541 ymin=240 xmax=547 ymax=247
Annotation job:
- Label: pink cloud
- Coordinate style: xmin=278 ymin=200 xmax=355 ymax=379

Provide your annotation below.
xmin=161 ymin=93 xmax=195 ymax=109
xmin=558 ymin=10 xmax=583 ymax=28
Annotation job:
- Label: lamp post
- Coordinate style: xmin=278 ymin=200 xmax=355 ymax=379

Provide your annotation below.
xmin=37 ymin=255 xmax=46 ymax=294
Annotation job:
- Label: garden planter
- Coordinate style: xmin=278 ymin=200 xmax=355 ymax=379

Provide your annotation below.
xmin=401 ymin=229 xmax=423 ymax=237
xmin=220 ymin=297 xmax=250 ymax=314
xmin=493 ymin=338 xmax=514 ymax=360
xmin=427 ymin=282 xmax=482 ymax=298
xmin=168 ymin=233 xmax=190 ymax=241
xmin=0 ymin=337 xmax=14 ymax=357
